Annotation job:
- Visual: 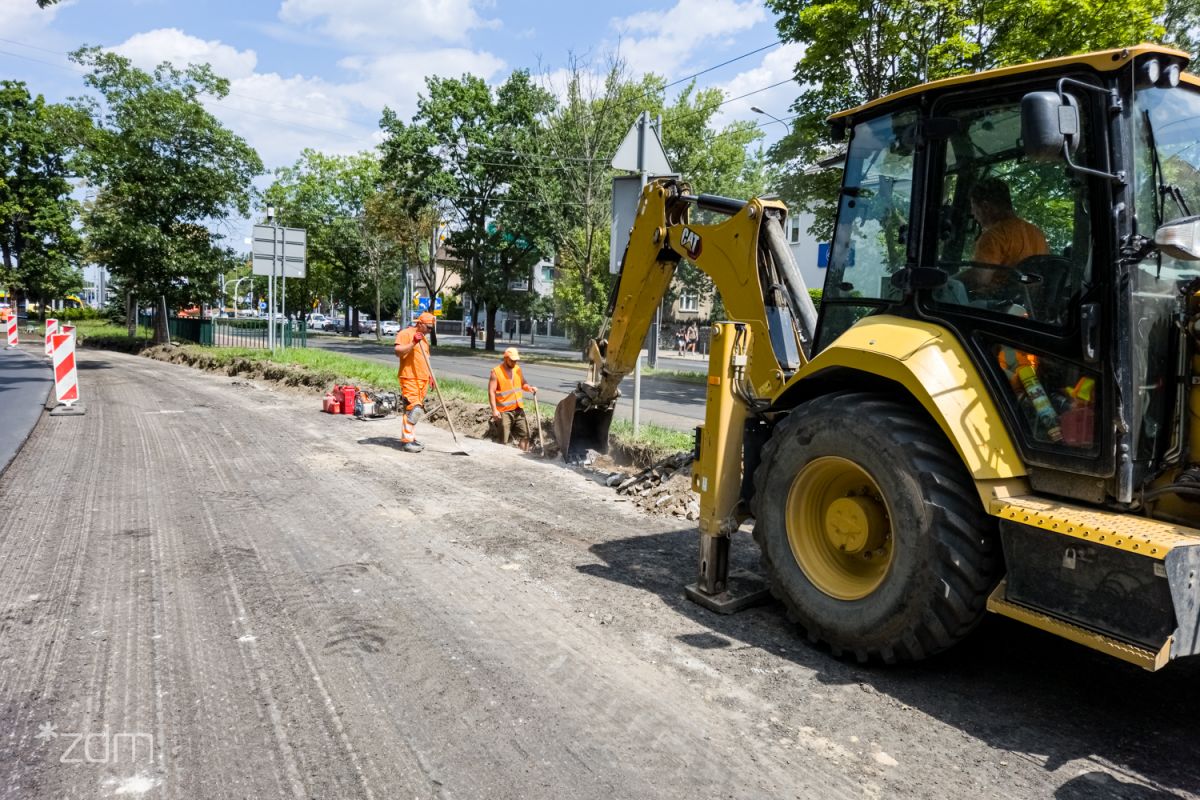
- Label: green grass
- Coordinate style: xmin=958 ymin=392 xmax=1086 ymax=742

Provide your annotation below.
xmin=206 ymin=345 xmax=490 ymax=404
xmin=70 ymin=319 xmax=154 ymax=341
xmin=641 ymin=365 xmax=706 ymax=384
xmin=609 ymin=419 xmax=695 ymax=460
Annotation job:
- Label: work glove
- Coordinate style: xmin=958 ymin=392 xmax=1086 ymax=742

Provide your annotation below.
xmin=412 ymin=331 xmax=425 ymax=343
xmin=429 ymin=376 xmax=437 ymax=389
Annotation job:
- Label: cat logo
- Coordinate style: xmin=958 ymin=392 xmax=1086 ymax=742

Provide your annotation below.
xmin=679 ymin=227 xmax=702 ymax=258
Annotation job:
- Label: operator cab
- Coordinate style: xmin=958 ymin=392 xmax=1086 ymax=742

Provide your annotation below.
xmin=817 ymin=45 xmax=1200 ymax=506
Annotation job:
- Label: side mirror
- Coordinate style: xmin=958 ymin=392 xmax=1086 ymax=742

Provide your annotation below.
xmin=1021 ymin=92 xmax=1080 ymax=162
xmin=1155 ymin=215 xmax=1200 ymax=261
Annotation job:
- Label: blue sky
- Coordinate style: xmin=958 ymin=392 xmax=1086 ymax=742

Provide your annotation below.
xmin=0 ymin=0 xmax=803 ymax=175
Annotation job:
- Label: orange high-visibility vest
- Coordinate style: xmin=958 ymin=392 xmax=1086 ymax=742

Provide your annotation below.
xmin=491 ymin=364 xmax=525 ymax=412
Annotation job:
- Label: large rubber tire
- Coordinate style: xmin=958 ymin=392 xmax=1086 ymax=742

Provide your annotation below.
xmin=752 ymin=392 xmax=1001 ymax=664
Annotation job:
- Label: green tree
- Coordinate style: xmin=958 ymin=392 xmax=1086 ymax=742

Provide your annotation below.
xmin=0 ymin=81 xmax=86 ymax=316
xmin=379 ymin=70 xmax=556 ymax=351
xmin=71 ymin=47 xmax=261 ymax=339
xmin=765 ymin=0 xmax=1168 ymax=240
xmin=263 ymin=150 xmax=381 ymax=335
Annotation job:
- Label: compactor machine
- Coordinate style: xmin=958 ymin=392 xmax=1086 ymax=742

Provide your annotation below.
xmin=557 ymin=45 xmax=1200 ymax=670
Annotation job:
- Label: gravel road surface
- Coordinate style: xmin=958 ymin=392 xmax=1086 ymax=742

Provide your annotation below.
xmin=1 ymin=348 xmax=1198 ymax=799
xmin=309 ymin=336 xmax=706 ymax=432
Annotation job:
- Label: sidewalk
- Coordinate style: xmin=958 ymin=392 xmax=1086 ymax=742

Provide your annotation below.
xmin=0 ymin=344 xmax=52 ymax=475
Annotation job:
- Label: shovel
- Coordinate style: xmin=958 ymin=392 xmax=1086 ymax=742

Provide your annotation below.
xmin=532 ymin=393 xmax=546 ymax=456
xmin=417 ymin=346 xmax=469 ymax=456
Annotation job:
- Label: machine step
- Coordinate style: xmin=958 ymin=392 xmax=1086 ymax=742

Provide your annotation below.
xmin=990 ymin=495 xmax=1200 ymax=559
xmin=987 ymin=580 xmax=1172 ymax=670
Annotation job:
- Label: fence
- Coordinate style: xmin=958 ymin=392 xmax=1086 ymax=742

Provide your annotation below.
xmin=209 ymin=318 xmax=306 ymax=349
xmin=141 ymin=311 xmax=307 ymax=349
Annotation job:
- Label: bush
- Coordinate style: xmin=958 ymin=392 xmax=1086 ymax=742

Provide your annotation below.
xmin=55 ymin=307 xmax=105 ymax=321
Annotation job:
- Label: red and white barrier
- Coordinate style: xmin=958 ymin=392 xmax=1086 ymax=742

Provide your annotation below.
xmin=4 ymin=313 xmax=16 ymax=348
xmin=51 ymin=331 xmax=79 ymax=406
xmin=44 ymin=318 xmax=58 ymax=357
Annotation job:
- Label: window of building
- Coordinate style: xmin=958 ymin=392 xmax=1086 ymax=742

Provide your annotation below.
xmin=790 ymin=215 xmax=801 ymax=243
xmin=541 ymin=266 xmax=554 ymax=282
xmin=679 ymin=292 xmax=699 ymax=312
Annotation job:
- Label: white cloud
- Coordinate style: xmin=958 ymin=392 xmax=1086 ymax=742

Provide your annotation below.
xmin=0 ymin=0 xmax=65 ymax=39
xmin=612 ymin=0 xmax=768 ymax=74
xmin=336 ymin=48 xmax=507 ymax=117
xmin=709 ymin=41 xmax=803 ymax=134
xmin=278 ymin=0 xmax=500 ymax=48
xmin=111 ymin=29 xmax=259 ymax=79
xmin=104 ymin=28 xmax=506 ymax=169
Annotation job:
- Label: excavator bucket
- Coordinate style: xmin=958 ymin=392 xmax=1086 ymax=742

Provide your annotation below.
xmin=553 ymin=390 xmax=614 ymax=462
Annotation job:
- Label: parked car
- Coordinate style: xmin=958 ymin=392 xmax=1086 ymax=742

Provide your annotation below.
xmin=360 ymin=318 xmax=377 ymax=334
xmin=380 ymin=320 xmax=401 ymax=335
xmin=307 ymin=313 xmax=327 ymax=330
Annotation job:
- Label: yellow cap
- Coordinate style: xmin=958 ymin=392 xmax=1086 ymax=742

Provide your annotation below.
xmin=503 ymin=347 xmax=520 ymax=361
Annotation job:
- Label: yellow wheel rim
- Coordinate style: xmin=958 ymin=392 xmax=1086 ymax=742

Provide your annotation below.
xmin=785 ymin=456 xmax=894 ymax=601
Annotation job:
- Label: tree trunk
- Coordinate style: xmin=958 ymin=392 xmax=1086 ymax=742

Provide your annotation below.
xmin=127 ymin=292 xmax=136 ymax=336
xmin=351 ymin=307 xmax=359 ymax=339
xmin=485 ymin=305 xmax=498 ymax=352
xmin=374 ymin=284 xmax=382 ymax=343
xmin=155 ymin=295 xmax=170 ymax=345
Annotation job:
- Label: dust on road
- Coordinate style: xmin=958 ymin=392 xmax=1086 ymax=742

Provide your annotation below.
xmin=0 ymin=349 xmax=1197 ymax=799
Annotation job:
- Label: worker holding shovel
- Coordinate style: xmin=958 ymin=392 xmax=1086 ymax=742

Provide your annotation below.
xmin=393 ymin=312 xmax=437 ymax=453
xmin=488 ymin=347 xmax=538 ymax=452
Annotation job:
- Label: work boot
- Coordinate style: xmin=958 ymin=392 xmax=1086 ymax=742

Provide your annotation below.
xmin=401 ymin=441 xmax=424 ymax=453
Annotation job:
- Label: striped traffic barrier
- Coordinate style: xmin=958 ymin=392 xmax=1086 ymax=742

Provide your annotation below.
xmin=44 ymin=318 xmax=57 ymax=357
xmin=49 ymin=330 xmax=85 ymax=416
xmin=4 ymin=312 xmax=16 ymax=349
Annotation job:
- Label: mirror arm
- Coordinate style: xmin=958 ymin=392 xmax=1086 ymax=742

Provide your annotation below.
xmin=1054 ymin=77 xmax=1126 ymax=185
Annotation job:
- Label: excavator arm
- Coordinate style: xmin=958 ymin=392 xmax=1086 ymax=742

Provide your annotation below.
xmin=554 ymin=177 xmax=817 ymax=459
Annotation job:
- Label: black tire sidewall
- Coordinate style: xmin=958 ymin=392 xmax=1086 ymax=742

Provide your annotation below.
xmin=756 ymin=401 xmax=952 ymax=646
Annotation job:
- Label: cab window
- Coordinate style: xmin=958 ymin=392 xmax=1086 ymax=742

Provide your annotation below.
xmin=930 ymin=99 xmax=1092 ymax=327
xmin=819 ymin=109 xmax=917 ymax=345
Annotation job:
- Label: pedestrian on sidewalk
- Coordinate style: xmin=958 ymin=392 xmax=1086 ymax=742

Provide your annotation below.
xmin=393 ymin=312 xmax=437 ymax=453
xmin=488 ymin=347 xmax=538 ymax=451
xmin=675 ymin=326 xmax=686 ymax=356
xmin=686 ymin=322 xmax=698 ymax=355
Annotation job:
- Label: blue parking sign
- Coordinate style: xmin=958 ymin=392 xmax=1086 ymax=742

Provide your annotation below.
xmin=417 ymin=296 xmax=431 ymax=312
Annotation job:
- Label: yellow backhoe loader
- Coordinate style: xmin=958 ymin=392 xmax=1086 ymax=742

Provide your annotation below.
xmin=556 ymin=44 xmax=1200 ymax=671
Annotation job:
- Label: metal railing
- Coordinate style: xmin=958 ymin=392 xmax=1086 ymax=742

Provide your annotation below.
xmin=142 ymin=313 xmax=308 ymax=349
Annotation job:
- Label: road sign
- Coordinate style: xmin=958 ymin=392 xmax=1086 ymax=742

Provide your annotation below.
xmin=612 ymin=112 xmax=672 ymax=175
xmin=433 ymin=296 xmax=443 ymax=317
xmin=417 ymin=296 xmax=431 ymax=312
xmin=259 ymin=300 xmax=267 ymax=311
xmin=251 ymin=225 xmax=307 ymax=278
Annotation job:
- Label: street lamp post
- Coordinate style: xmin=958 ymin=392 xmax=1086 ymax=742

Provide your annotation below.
xmin=751 ymin=106 xmax=789 ymax=131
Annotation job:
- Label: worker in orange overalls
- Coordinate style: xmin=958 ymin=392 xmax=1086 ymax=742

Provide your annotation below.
xmin=962 ymin=177 xmax=1049 ymax=294
xmin=488 ymin=347 xmax=538 ymax=451
xmin=393 ymin=312 xmax=436 ymax=453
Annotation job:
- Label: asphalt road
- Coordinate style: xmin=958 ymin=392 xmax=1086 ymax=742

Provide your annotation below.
xmin=309 ymin=336 xmax=708 ymax=432
xmin=2 ymin=348 xmax=1200 ymax=800
xmin=0 ymin=343 xmax=51 ymax=475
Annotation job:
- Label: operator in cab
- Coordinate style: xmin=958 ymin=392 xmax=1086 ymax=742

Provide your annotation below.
xmin=962 ymin=177 xmax=1048 ymax=293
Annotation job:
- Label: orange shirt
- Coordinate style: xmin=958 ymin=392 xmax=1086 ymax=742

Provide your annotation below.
xmin=973 ymin=216 xmax=1048 ymax=267
xmin=394 ymin=326 xmax=431 ymax=384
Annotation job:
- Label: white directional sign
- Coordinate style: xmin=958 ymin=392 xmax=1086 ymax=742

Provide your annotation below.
xmin=252 ymin=225 xmax=307 ymax=278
